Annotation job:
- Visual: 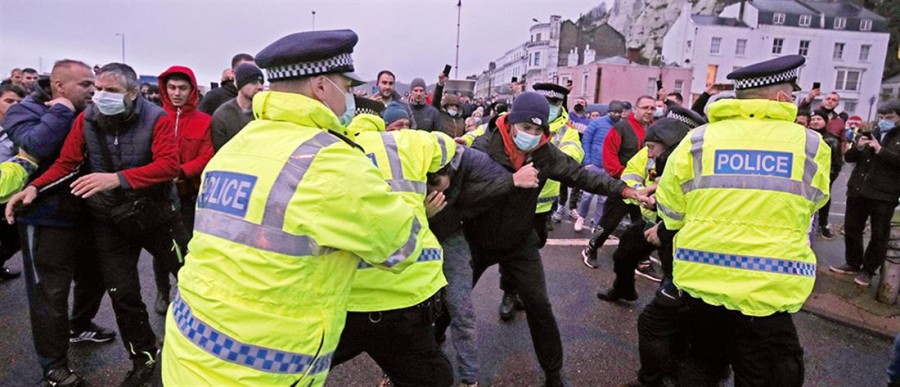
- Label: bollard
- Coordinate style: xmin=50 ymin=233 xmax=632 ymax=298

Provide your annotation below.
xmin=877 ymin=220 xmax=900 ymax=304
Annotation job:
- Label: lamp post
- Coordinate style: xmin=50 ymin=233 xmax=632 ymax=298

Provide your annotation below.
xmin=454 ymin=1 xmax=461 ymax=79
xmin=115 ymin=33 xmax=125 ymax=63
xmin=312 ymin=11 xmax=316 ymax=31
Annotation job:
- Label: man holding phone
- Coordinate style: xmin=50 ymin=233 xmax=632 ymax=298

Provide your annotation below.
xmin=800 ymin=85 xmax=847 ymax=153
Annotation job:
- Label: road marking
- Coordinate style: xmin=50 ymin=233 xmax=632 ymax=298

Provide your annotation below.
xmin=545 ymin=239 xmax=619 ymax=246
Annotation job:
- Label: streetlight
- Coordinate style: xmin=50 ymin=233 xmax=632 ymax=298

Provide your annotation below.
xmin=312 ymin=10 xmax=316 ymax=31
xmin=454 ymin=1 xmax=461 ymax=79
xmin=115 ymin=33 xmax=125 ymax=63
xmin=532 ymin=18 xmax=540 ymax=23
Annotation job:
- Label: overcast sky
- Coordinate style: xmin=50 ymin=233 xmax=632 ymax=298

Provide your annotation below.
xmin=0 ymin=0 xmax=608 ymax=87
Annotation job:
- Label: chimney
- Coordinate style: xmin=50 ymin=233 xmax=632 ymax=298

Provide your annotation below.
xmin=739 ymin=0 xmax=746 ymax=23
xmin=626 ymin=48 xmax=641 ymax=63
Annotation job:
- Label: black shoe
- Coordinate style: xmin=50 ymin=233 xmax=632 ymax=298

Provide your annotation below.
xmin=635 ymin=259 xmax=663 ymax=283
xmin=499 ymin=292 xmax=518 ymax=321
xmin=544 ymin=371 xmax=565 ymax=387
xmin=581 ymin=247 xmax=599 ymax=269
xmin=0 ymin=266 xmax=20 ymax=281
xmin=121 ymin=351 xmax=158 ymax=387
xmin=70 ymin=322 xmax=116 ymax=343
xmin=41 ymin=366 xmax=83 ymax=387
xmin=597 ymin=287 xmax=638 ymax=302
xmin=821 ymin=226 xmax=835 ymax=239
xmin=154 ymin=292 xmax=170 ymax=316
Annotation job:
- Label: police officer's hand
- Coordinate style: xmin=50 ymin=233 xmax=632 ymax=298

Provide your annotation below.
xmin=71 ymin=172 xmax=121 ymax=198
xmin=644 ymin=223 xmax=661 ymax=246
xmin=5 ymin=186 xmax=37 ymax=224
xmin=513 ymin=163 xmax=539 ymax=188
xmin=454 ymin=137 xmax=468 ymax=145
xmin=424 ymin=191 xmax=447 ymax=218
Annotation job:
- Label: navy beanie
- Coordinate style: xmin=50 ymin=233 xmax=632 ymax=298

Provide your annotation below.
xmin=383 ymin=101 xmax=409 ymax=125
xmin=508 ymin=92 xmax=550 ymax=131
xmin=235 ymin=63 xmax=264 ymax=89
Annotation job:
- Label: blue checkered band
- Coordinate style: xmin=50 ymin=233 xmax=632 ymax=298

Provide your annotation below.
xmin=172 ymin=295 xmax=332 ymax=374
xmin=675 ymin=248 xmax=816 ymax=277
xmin=264 ymin=53 xmax=354 ymax=81
xmin=535 ymin=89 xmax=565 ymax=99
xmin=358 ymin=248 xmax=442 ymax=269
xmin=537 ymin=195 xmax=558 ymax=204
xmin=733 ymin=67 xmax=800 ymax=90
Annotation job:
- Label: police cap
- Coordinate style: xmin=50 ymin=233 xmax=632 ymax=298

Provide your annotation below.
xmin=666 ymin=106 xmax=707 ymax=129
xmin=726 ymin=55 xmax=805 ymax=91
xmin=355 ymin=95 xmax=385 ymax=116
xmin=532 ymin=82 xmax=569 ymax=102
xmin=256 ymin=29 xmax=365 ymax=86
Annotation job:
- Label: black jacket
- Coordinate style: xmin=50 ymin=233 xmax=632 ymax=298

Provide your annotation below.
xmin=198 ymin=82 xmax=238 ymax=116
xmin=464 ymin=120 xmax=627 ymax=251
xmin=845 ymin=126 xmax=900 ymax=202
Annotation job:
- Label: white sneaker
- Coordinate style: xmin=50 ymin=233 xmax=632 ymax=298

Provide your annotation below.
xmin=574 ymin=216 xmax=585 ymax=232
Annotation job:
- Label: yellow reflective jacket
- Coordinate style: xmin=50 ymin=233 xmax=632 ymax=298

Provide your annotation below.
xmin=351 ymin=130 xmax=456 ymax=311
xmin=656 ymin=99 xmax=831 ymax=317
xmin=536 ymin=109 xmax=585 ymax=213
xmin=621 ymin=147 xmax=657 ymax=222
xmin=162 ymin=91 xmax=421 ymax=386
xmin=0 ymin=156 xmax=37 ymax=203
xmin=348 ymin=113 xmax=386 ymax=136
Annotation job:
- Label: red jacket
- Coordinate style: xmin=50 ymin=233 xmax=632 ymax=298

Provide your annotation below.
xmin=30 ymin=111 xmax=180 ymax=190
xmin=158 ymin=66 xmax=214 ymax=188
xmin=602 ymin=113 xmax=646 ymax=178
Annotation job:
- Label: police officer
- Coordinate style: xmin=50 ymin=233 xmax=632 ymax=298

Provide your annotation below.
xmin=655 ymin=55 xmax=831 ymax=385
xmin=161 ymin=30 xmax=423 ymax=386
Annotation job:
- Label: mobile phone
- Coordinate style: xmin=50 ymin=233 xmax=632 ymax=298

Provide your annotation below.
xmin=443 ymin=65 xmax=452 ymax=77
xmin=717 ymin=83 xmax=735 ymax=91
xmin=511 ymin=76 xmax=518 ymax=83
xmin=812 ymin=82 xmax=821 ymax=90
xmin=656 ymin=80 xmax=663 ymax=91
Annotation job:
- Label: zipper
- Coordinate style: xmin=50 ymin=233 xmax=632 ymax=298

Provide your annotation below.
xmin=175 ymin=108 xmax=181 ymax=138
xmin=114 ymin=130 xmax=119 ymax=146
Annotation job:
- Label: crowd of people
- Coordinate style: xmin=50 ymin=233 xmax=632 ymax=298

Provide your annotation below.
xmin=0 ymin=27 xmax=898 ymax=387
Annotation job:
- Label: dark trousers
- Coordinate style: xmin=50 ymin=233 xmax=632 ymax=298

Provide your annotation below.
xmin=610 ymin=221 xmax=653 ymax=294
xmin=0 ymin=220 xmax=20 ymax=265
xmin=20 ymin=225 xmax=105 ymax=372
xmin=588 ymin=198 xmax=642 ymax=252
xmin=152 ymin=197 xmax=194 ymax=294
xmin=844 ymin=196 xmax=898 ymax=274
xmin=93 ymin=219 xmax=188 ymax=359
xmin=472 ymin=233 xmax=563 ymax=374
xmin=500 ymin=212 xmax=550 ymax=294
xmin=817 ymin=173 xmax=839 ymax=229
xmin=332 ymin=292 xmax=452 ymax=387
xmin=679 ymin=297 xmax=804 ymax=387
xmin=637 ymin=288 xmax=690 ymax=386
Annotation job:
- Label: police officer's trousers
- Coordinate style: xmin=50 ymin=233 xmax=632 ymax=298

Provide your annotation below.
xmin=609 ymin=221 xmax=651 ymax=295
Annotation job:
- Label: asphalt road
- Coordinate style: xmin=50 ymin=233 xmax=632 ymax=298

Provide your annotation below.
xmin=0 ymin=167 xmax=893 ymax=386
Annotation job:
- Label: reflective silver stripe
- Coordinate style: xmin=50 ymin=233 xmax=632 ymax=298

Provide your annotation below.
xmin=559 ymin=141 xmax=581 ymax=150
xmin=435 ymin=134 xmax=448 ymax=167
xmin=172 ymin=295 xmax=332 ymax=374
xmin=382 ymin=217 xmax=422 ymax=267
xmin=382 ymin=133 xmax=426 ymax=195
xmin=675 ymin=248 xmax=816 ymax=277
xmin=261 ymin=132 xmax=339 ymax=229
xmin=537 ymin=195 xmax=558 ymax=204
xmin=688 ymin=126 xmax=707 ymax=188
xmin=556 ymin=124 xmax=569 ymax=144
xmin=802 ymin=130 xmax=827 ymax=203
xmin=657 ymin=202 xmax=685 ymax=221
xmin=358 ymin=247 xmax=442 ymax=269
xmin=387 ymin=179 xmax=427 ymax=194
xmin=195 ymin=209 xmax=326 ymax=256
xmin=621 ymin=173 xmax=645 ymax=183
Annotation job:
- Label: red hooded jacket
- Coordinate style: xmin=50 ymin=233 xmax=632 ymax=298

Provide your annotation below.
xmin=158 ymin=66 xmax=214 ymax=192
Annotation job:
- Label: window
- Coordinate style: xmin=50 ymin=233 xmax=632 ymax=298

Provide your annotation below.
xmin=736 ymin=39 xmax=747 ymax=56
xmin=674 ymin=80 xmax=684 ymax=94
xmin=583 ymin=74 xmax=589 ymax=94
xmin=687 ymin=40 xmax=692 ymax=49
xmin=710 ymin=37 xmax=722 ymax=54
xmin=843 ymin=100 xmax=857 ymax=113
xmin=647 ymin=78 xmax=658 ymax=95
xmin=536 ymin=33 xmax=542 ymax=41
xmin=533 ymin=52 xmax=541 ymax=67
xmin=860 ymin=19 xmax=872 ymax=31
xmin=799 ymin=40 xmax=810 ymax=56
xmin=799 ymin=15 xmax=812 ymax=27
xmin=860 ymin=44 xmax=871 ymax=61
xmin=834 ymin=17 xmax=846 ymax=29
xmin=834 ymin=69 xmax=861 ymax=91
xmin=772 ymin=38 xmax=784 ymax=54
xmin=773 ymin=13 xmax=785 ymax=24
xmin=706 ymin=65 xmax=718 ymax=86
xmin=833 ymin=43 xmax=844 ymax=60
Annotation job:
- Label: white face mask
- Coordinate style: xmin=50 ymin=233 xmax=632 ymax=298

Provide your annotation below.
xmin=92 ymin=91 xmax=127 ymax=116
xmin=447 ymin=108 xmax=459 ymax=117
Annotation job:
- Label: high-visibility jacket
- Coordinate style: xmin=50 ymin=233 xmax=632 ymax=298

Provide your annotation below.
xmin=621 ymin=147 xmax=657 ymax=222
xmin=162 ymin=91 xmax=421 ymax=386
xmin=351 ymin=130 xmax=456 ymax=311
xmin=536 ymin=109 xmax=584 ymax=213
xmin=656 ymin=99 xmax=831 ymax=317
xmin=347 ymin=113 xmax=385 ymax=136
xmin=0 ymin=156 xmax=36 ymax=203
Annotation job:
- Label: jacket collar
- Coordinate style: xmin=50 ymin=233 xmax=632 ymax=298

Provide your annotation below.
xmin=707 ymin=99 xmax=798 ymax=124
xmin=252 ymin=91 xmax=346 ymax=136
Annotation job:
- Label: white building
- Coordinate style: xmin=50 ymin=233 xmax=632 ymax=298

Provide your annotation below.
xmin=662 ymin=0 xmax=890 ymax=118
xmin=475 ymin=16 xmax=562 ymax=97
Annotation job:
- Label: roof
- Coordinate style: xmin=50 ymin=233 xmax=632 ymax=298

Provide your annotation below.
xmin=800 ymin=1 xmax=885 ymax=21
xmin=691 ymin=15 xmax=749 ymax=27
xmin=884 ymin=73 xmax=900 ymax=85
xmin=750 ymin=0 xmax=818 ymax=15
xmin=595 ymin=56 xmax=632 ymax=65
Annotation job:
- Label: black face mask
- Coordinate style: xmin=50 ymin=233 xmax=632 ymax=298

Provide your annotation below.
xmin=610 ymin=114 xmax=621 ymax=123
xmin=574 ymin=104 xmax=584 ymax=113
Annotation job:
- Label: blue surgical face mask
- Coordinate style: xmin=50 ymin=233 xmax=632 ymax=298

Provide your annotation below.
xmin=514 ymin=127 xmax=542 ymax=151
xmin=92 ymin=91 xmax=127 ymax=116
xmin=548 ymin=105 xmax=560 ymax=122
xmin=325 ymin=77 xmax=355 ymax=126
xmin=653 ymin=107 xmax=665 ymax=118
xmin=878 ymin=118 xmax=896 ymax=132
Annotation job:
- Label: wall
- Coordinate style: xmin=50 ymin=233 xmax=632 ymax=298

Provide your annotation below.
xmin=555 ymin=61 xmax=693 ymax=107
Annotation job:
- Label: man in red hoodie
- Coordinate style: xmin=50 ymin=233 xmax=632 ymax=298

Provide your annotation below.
xmin=155 ymin=66 xmax=213 ymax=313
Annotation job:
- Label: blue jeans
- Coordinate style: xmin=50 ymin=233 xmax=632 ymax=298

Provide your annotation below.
xmin=441 ymin=232 xmax=479 ymax=383
xmin=577 ymin=165 xmax=607 ymax=226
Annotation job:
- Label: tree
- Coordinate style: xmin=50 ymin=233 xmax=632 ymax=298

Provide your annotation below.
xmin=863 ymin=0 xmax=900 ymax=79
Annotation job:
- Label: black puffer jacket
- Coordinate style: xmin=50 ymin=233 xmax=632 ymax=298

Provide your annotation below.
xmin=845 ymin=126 xmax=900 ymax=202
xmin=464 ymin=119 xmax=626 ymax=251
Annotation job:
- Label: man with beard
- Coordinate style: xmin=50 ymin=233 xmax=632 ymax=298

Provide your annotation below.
xmin=3 ymin=59 xmax=114 ymax=387
xmin=8 ymin=63 xmax=184 ymax=386
xmin=198 ymin=53 xmax=255 ymax=115
xmin=408 ymin=77 xmax=440 ymax=132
